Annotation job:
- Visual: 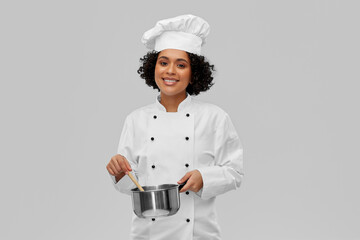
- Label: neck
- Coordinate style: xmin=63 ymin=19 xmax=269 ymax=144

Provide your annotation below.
xmin=160 ymin=92 xmax=187 ymax=112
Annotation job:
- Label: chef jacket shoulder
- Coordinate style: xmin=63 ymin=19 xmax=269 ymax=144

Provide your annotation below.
xmin=191 ymin=99 xmax=239 ymax=137
xmin=192 ymin=98 xmax=228 ymax=119
xmin=125 ymin=103 xmax=155 ymax=119
xmin=120 ymin=103 xmax=156 ymax=136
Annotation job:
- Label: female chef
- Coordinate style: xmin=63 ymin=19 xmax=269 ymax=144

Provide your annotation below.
xmin=106 ymin=14 xmax=244 ymax=240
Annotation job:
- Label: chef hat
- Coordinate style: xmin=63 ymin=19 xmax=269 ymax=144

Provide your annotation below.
xmin=141 ymin=14 xmax=210 ymax=55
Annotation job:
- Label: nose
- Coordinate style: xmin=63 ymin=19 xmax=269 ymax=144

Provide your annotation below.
xmin=166 ymin=63 xmax=176 ymax=75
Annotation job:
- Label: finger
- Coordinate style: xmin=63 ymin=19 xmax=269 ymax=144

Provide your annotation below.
xmin=106 ymin=165 xmax=115 ymax=175
xmin=179 ymin=181 xmax=192 ymax=193
xmin=119 ymin=158 xmax=130 ymax=174
xmin=108 ymin=162 xmax=120 ymax=175
xmin=189 ymin=183 xmax=200 ymax=193
xmin=124 ymin=158 xmax=132 ymax=172
xmin=177 ymin=172 xmax=192 ymax=184
xmin=112 ymin=158 xmax=122 ymax=173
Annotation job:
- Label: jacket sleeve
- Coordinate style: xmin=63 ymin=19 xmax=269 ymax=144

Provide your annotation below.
xmin=196 ymin=113 xmax=244 ymax=200
xmin=109 ymin=115 xmax=138 ymax=195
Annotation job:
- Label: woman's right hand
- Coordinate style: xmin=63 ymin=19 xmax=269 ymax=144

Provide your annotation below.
xmin=106 ymin=154 xmax=132 ymax=182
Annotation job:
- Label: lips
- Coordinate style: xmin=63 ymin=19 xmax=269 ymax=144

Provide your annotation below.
xmin=162 ymin=78 xmax=179 ymax=86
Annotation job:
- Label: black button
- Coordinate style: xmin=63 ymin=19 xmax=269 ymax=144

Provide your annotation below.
xmin=153 ymin=115 xmax=157 ymax=119
xmin=185 ymin=163 xmax=189 ymax=167
xmin=186 ymin=113 xmax=190 ymax=117
xmin=185 ymin=137 xmax=189 ymax=141
xmin=151 ymin=137 xmax=154 ymax=141
xmin=186 ymin=218 xmax=190 ymax=222
xmin=186 ymin=191 xmax=189 ymax=195
xmin=152 ymin=218 xmax=155 ymax=221
xmin=152 ymin=165 xmax=155 ymax=169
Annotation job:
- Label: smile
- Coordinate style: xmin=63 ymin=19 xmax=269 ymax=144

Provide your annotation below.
xmin=162 ymin=78 xmax=179 ymax=86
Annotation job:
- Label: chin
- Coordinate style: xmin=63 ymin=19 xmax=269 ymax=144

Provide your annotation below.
xmin=159 ymin=89 xmax=187 ymax=97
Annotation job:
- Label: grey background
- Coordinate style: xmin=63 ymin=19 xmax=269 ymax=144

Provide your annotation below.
xmin=1 ymin=0 xmax=359 ymax=239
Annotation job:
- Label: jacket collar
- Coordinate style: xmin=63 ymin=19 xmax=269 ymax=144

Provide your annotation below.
xmin=155 ymin=92 xmax=192 ymax=112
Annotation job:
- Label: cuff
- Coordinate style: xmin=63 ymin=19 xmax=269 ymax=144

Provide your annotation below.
xmin=196 ymin=166 xmax=237 ymax=200
xmin=109 ymin=173 xmax=135 ymax=195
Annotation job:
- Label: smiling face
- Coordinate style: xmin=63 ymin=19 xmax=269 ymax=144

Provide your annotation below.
xmin=154 ymin=49 xmax=191 ymax=98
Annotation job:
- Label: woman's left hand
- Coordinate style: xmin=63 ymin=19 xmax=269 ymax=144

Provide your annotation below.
xmin=177 ymin=170 xmax=203 ymax=193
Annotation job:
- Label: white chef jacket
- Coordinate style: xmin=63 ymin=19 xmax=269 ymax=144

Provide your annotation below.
xmin=110 ymin=93 xmax=244 ymax=240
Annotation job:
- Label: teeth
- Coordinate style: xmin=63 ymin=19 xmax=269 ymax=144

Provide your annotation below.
xmin=164 ymin=79 xmax=177 ymax=83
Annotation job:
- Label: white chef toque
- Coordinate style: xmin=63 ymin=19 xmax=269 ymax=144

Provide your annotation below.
xmin=141 ymin=14 xmax=210 ymax=55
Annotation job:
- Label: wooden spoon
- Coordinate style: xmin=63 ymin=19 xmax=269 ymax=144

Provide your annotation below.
xmin=127 ymin=172 xmax=144 ymax=191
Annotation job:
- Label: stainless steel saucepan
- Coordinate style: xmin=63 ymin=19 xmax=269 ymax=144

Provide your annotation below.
xmin=128 ymin=172 xmax=186 ymax=218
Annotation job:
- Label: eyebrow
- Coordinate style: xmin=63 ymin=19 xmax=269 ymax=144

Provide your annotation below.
xmin=158 ymin=56 xmax=189 ymax=64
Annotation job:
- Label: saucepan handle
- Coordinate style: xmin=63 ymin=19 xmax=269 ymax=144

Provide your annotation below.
xmin=178 ymin=180 xmax=188 ymax=191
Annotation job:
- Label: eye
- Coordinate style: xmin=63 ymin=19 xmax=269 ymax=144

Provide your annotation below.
xmin=159 ymin=61 xmax=167 ymax=66
xmin=177 ymin=64 xmax=185 ymax=68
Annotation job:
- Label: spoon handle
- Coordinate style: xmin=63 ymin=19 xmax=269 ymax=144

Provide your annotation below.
xmin=127 ymin=172 xmax=144 ymax=192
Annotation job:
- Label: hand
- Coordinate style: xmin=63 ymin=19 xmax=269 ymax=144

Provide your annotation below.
xmin=106 ymin=154 xmax=132 ymax=180
xmin=177 ymin=170 xmax=203 ymax=193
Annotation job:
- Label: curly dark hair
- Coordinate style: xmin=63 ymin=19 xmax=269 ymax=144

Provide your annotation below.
xmin=137 ymin=51 xmax=215 ymax=95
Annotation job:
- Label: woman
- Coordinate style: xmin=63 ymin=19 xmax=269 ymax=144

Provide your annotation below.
xmin=106 ymin=14 xmax=244 ymax=240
